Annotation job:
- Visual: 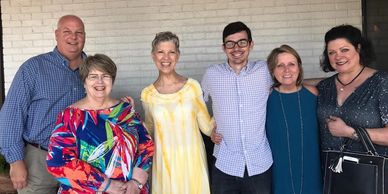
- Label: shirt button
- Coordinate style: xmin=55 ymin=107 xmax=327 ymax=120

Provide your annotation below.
xmin=239 ymin=104 xmax=243 ymax=108
xmin=240 ymin=120 xmax=243 ymax=123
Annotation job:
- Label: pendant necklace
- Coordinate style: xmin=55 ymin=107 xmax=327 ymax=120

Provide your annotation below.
xmin=336 ymin=66 xmax=365 ymax=92
xmin=278 ymin=90 xmax=304 ymax=194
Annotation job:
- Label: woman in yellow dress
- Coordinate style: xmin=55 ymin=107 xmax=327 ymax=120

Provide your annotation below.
xmin=141 ymin=31 xmax=214 ymax=194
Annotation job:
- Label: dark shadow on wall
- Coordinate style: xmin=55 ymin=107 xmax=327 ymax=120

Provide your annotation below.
xmin=202 ymin=97 xmax=215 ymax=186
xmin=363 ymin=0 xmax=388 ymax=72
xmin=0 ymin=3 xmax=5 ymax=107
xmin=202 ymin=132 xmax=214 ymax=184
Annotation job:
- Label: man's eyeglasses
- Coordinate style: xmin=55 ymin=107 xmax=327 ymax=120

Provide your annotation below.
xmin=223 ymin=39 xmax=250 ymax=49
xmin=87 ymin=74 xmax=112 ymax=82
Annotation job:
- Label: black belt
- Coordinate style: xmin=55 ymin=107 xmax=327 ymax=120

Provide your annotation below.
xmin=27 ymin=142 xmax=48 ymax=151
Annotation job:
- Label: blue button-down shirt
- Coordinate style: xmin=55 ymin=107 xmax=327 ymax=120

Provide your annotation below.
xmin=0 ymin=47 xmax=85 ymax=163
xmin=201 ymin=60 xmax=273 ymax=177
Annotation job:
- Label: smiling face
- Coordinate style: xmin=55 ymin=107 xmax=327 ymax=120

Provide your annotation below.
xmin=55 ymin=15 xmax=85 ymax=61
xmin=152 ymin=41 xmax=180 ymax=74
xmin=84 ymin=69 xmax=113 ymax=100
xmin=223 ymin=31 xmax=253 ymax=73
xmin=327 ymin=38 xmax=361 ymax=73
xmin=273 ymin=52 xmax=300 ymax=90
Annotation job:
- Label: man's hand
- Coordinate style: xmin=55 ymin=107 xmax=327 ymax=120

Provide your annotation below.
xmin=210 ymin=128 xmax=223 ymax=145
xmin=10 ymin=160 xmax=28 ymax=189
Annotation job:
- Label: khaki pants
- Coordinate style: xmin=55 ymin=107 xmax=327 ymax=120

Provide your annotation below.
xmin=18 ymin=144 xmax=58 ymax=194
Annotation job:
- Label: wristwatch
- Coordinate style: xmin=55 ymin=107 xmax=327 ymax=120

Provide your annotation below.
xmin=131 ymin=178 xmax=143 ymax=190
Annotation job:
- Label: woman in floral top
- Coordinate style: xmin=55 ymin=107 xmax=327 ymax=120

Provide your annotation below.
xmin=47 ymin=54 xmax=154 ymax=194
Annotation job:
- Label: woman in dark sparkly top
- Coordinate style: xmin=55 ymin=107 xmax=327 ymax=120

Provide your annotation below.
xmin=317 ymin=24 xmax=388 ymax=155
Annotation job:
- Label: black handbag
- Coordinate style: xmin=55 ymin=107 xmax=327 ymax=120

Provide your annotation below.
xmin=322 ymin=127 xmax=388 ymax=194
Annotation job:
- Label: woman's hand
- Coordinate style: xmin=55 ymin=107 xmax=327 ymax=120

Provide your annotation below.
xmin=210 ymin=128 xmax=222 ymax=145
xmin=101 ymin=179 xmax=127 ymax=194
xmin=123 ymin=167 xmax=147 ymax=194
xmin=326 ymin=116 xmax=354 ymax=138
xmin=121 ymin=96 xmax=135 ymax=108
xmin=122 ymin=180 xmax=141 ymax=194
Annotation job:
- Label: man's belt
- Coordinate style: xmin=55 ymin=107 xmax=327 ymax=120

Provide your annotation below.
xmin=27 ymin=142 xmax=48 ymax=151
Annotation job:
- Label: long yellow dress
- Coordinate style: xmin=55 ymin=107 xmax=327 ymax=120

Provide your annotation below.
xmin=141 ymin=78 xmax=213 ymax=194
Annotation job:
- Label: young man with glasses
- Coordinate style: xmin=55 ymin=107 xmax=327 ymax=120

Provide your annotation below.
xmin=201 ymin=21 xmax=273 ymax=194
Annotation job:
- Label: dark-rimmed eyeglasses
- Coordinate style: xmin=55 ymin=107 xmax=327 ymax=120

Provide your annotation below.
xmin=223 ymin=39 xmax=250 ymax=49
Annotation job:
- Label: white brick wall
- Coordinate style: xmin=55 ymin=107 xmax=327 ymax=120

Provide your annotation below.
xmin=2 ymin=0 xmax=362 ymax=108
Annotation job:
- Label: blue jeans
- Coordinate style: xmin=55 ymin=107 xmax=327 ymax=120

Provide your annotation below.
xmin=211 ymin=164 xmax=272 ymax=194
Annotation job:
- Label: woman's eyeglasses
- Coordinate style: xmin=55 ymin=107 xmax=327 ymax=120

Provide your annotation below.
xmin=87 ymin=74 xmax=112 ymax=82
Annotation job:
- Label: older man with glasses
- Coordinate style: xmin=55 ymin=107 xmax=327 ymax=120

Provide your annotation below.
xmin=202 ymin=21 xmax=273 ymax=194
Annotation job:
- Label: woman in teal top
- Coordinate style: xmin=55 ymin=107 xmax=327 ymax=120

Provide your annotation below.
xmin=266 ymin=45 xmax=322 ymax=194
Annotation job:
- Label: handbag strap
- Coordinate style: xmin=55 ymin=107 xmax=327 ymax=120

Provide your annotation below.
xmin=340 ymin=127 xmax=378 ymax=156
xmin=329 ymin=127 xmax=379 ymax=173
xmin=354 ymin=127 xmax=379 ymax=156
xmin=340 ymin=138 xmax=352 ymax=152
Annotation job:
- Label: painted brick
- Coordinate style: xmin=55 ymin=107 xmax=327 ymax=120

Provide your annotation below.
xmin=1 ymin=0 xmax=363 ymax=107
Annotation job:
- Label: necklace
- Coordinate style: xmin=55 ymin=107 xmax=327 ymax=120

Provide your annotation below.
xmin=336 ymin=66 xmax=365 ymax=92
xmin=278 ymin=90 xmax=304 ymax=194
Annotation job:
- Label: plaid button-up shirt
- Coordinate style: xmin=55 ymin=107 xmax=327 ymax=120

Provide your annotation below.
xmin=201 ymin=60 xmax=273 ymax=177
xmin=0 ymin=47 xmax=85 ymax=163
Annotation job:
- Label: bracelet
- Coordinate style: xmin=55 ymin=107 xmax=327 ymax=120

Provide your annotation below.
xmin=131 ymin=178 xmax=144 ymax=190
xmin=352 ymin=131 xmax=359 ymax=141
xmin=102 ymin=178 xmax=112 ymax=192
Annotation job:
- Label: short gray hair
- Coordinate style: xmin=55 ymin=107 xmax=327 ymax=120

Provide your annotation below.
xmin=151 ymin=31 xmax=180 ymax=53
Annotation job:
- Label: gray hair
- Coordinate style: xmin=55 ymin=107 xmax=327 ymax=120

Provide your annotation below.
xmin=151 ymin=31 xmax=180 ymax=53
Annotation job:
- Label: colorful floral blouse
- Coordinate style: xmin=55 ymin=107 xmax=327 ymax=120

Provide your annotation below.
xmin=46 ymin=102 xmax=154 ymax=194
